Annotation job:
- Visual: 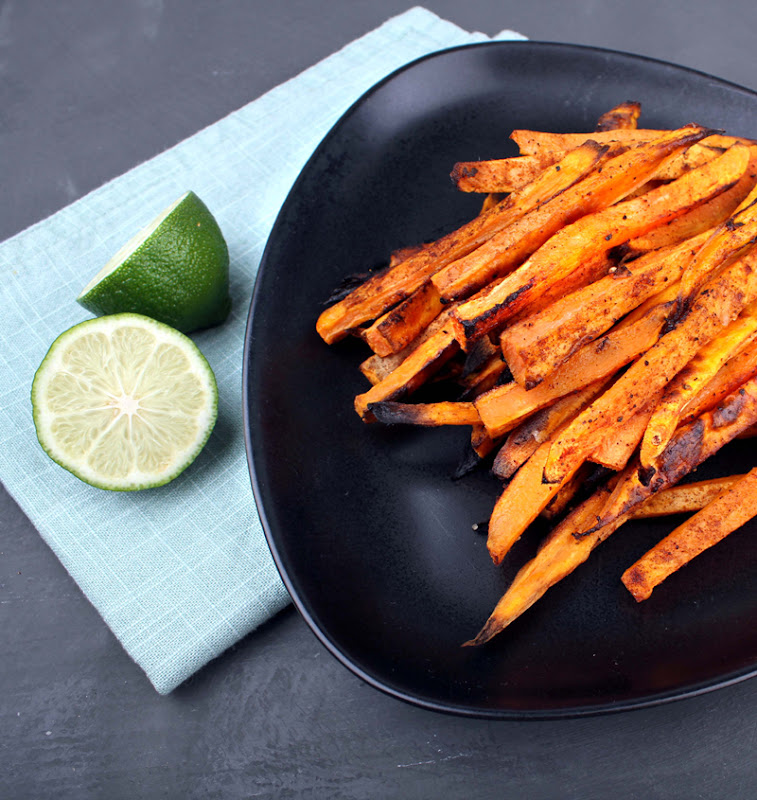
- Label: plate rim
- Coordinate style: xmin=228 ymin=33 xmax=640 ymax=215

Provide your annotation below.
xmin=243 ymin=39 xmax=757 ymax=719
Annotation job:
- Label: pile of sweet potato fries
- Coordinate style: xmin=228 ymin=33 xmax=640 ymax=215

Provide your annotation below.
xmin=316 ymin=102 xmax=757 ymax=646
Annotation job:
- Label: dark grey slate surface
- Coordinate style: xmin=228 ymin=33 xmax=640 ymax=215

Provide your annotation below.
xmin=4 ymin=2 xmax=757 ymax=798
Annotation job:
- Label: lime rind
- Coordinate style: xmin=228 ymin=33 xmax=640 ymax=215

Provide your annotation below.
xmin=32 ymin=313 xmax=218 ymax=491
xmin=78 ymin=193 xmax=187 ymax=297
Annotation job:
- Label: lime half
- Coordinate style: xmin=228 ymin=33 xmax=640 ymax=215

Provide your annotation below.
xmin=32 ymin=313 xmax=218 ymax=491
xmin=77 ymin=191 xmax=231 ymax=333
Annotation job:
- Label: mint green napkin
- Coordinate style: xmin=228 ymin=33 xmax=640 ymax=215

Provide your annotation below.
xmin=0 ymin=8 xmax=525 ymax=694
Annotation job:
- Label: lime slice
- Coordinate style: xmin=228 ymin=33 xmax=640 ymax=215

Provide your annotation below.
xmin=77 ymin=191 xmax=231 ymax=333
xmin=32 ymin=313 xmax=218 ymax=491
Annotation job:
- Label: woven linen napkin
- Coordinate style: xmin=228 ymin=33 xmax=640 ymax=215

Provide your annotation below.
xmin=0 ymin=7 xmax=525 ymax=694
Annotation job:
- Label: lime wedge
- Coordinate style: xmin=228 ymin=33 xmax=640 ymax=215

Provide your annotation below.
xmin=77 ymin=191 xmax=231 ymax=333
xmin=32 ymin=313 xmax=218 ymax=491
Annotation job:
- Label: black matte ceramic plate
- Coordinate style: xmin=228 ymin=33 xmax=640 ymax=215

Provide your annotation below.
xmin=243 ymin=42 xmax=757 ymax=718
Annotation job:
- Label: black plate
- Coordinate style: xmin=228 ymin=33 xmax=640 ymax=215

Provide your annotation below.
xmin=243 ymin=42 xmax=757 ymax=718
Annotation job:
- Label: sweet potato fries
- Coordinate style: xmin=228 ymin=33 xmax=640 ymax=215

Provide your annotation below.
xmin=315 ymin=103 xmax=757 ymax=647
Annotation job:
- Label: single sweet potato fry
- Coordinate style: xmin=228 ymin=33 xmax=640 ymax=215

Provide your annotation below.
xmin=629 ymin=475 xmax=743 ymax=518
xmin=367 ymin=401 xmax=480 ymax=427
xmin=595 ymin=101 xmax=641 ymax=131
xmin=362 ymin=281 xmax=445 ymax=357
xmin=451 ymin=155 xmax=552 ymax=193
xmin=544 ymin=249 xmax=757 ymax=485
xmin=487 ymin=437 xmax=583 ymax=565
xmin=453 ymin=138 xmax=746 ymax=346
xmin=589 ymin=391 xmax=661 ymax=472
xmin=622 ymin=467 xmax=757 ymax=601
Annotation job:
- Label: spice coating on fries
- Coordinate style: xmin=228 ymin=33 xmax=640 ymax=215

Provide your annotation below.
xmin=316 ymin=102 xmax=757 ymax=647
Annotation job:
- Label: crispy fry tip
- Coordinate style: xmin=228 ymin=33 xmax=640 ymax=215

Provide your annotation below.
xmin=620 ymin=566 xmax=651 ymax=602
xmin=366 ymin=402 xmax=399 ymax=425
xmin=452 ymin=447 xmax=484 ymax=480
xmin=462 ymin=617 xmax=501 ymax=647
